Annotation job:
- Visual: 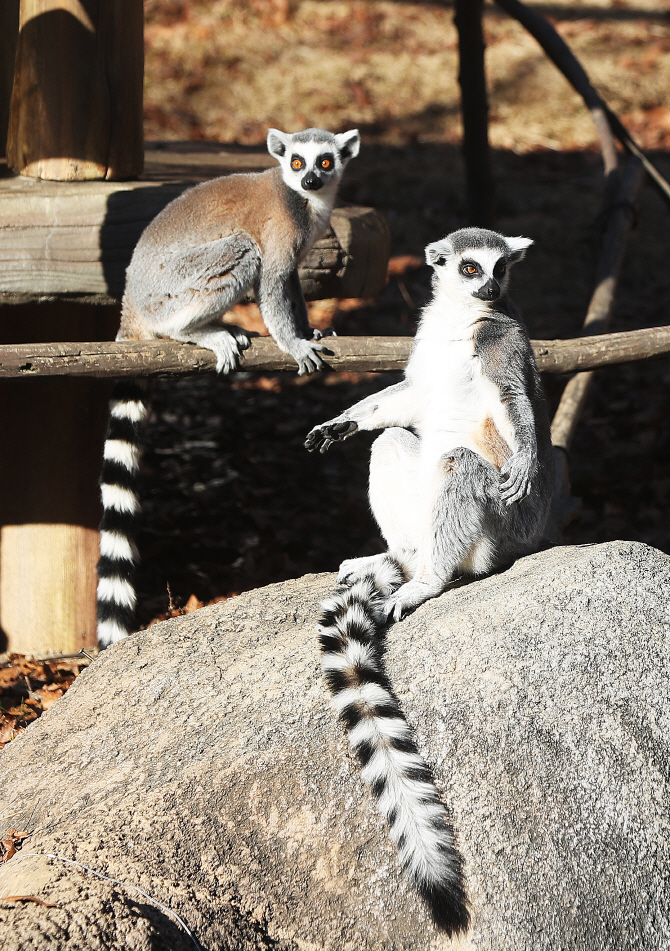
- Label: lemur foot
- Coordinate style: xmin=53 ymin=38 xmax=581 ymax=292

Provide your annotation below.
xmin=305 ymin=419 xmax=358 ymax=453
xmin=338 ymin=554 xmax=389 ymax=585
xmin=384 ymin=579 xmax=443 ymax=622
xmin=202 ymin=329 xmax=250 ymax=373
xmin=311 ymin=327 xmax=336 ymax=340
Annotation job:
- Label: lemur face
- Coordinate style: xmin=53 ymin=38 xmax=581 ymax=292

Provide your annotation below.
xmin=425 ymin=229 xmax=533 ymax=305
xmin=267 ymin=128 xmax=360 ymax=196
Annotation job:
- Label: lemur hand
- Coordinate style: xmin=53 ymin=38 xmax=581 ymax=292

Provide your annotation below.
xmin=289 ymin=339 xmax=332 ymax=376
xmin=311 ymin=327 xmax=336 ymax=339
xmin=305 ymin=419 xmax=358 ymax=453
xmin=499 ymin=450 xmax=536 ymax=505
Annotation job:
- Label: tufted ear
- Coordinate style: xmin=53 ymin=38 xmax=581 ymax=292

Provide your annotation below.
xmin=335 ymin=129 xmax=360 ymax=162
xmin=425 ymin=239 xmax=453 ymax=268
xmin=506 ymin=235 xmax=534 ymax=263
xmin=267 ymin=129 xmax=291 ymax=160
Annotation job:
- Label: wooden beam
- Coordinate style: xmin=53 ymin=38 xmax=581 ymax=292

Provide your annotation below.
xmin=0 ymin=159 xmax=390 ymax=302
xmin=1 ymin=326 xmax=669 ymax=379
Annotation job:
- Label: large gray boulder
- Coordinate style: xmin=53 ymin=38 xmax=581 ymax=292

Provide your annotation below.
xmin=0 ymin=540 xmax=668 ymax=950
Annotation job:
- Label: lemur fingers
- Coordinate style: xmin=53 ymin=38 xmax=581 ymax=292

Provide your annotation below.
xmin=288 ymin=339 xmax=333 ymax=376
xmin=311 ymin=327 xmax=336 ymax=340
xmin=499 ymin=450 xmax=535 ymax=505
xmin=305 ymin=419 xmax=358 ymax=453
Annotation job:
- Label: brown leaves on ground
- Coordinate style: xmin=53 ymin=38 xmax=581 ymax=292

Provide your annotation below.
xmin=0 ymin=656 xmax=89 ymax=749
xmin=0 ymin=829 xmax=30 ymax=863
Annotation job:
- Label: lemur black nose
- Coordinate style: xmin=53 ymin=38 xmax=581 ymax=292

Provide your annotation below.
xmin=301 ymin=173 xmax=323 ymax=191
xmin=474 ymin=278 xmax=500 ymax=302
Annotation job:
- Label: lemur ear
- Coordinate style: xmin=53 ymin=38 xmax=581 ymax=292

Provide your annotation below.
xmin=335 ymin=129 xmax=360 ymax=162
xmin=267 ymin=129 xmax=290 ymax=160
xmin=506 ymin=236 xmax=534 ymax=263
xmin=425 ymin=240 xmax=452 ymax=268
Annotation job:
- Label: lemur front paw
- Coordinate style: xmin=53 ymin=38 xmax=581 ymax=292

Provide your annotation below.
xmin=305 ymin=419 xmax=358 ymax=453
xmin=311 ymin=327 xmax=336 ymax=340
xmin=499 ymin=450 xmax=536 ymax=505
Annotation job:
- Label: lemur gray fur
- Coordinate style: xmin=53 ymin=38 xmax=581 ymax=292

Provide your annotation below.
xmin=97 ymin=127 xmax=360 ymax=647
xmin=306 ymin=228 xmax=554 ymax=932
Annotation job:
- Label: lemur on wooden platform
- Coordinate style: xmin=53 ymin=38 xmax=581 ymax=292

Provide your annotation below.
xmin=97 ymin=128 xmax=360 ymax=647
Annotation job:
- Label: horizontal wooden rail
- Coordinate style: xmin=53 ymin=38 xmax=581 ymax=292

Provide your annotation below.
xmin=0 ymin=326 xmax=669 ymax=379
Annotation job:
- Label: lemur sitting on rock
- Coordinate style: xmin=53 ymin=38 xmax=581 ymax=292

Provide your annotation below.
xmin=97 ymin=127 xmax=360 ymax=648
xmin=306 ymin=228 xmax=554 ymax=933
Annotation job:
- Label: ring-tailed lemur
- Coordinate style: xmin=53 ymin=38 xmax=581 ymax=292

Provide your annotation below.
xmin=97 ymin=128 xmax=360 ymax=647
xmin=306 ymin=228 xmax=554 ymax=932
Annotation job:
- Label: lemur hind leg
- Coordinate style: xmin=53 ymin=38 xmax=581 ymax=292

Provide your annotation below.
xmin=125 ymin=234 xmax=261 ymax=372
xmin=336 ymin=428 xmax=420 ymax=588
xmin=368 ymin=427 xmax=425 ymax=576
xmin=385 ymin=446 xmax=504 ymax=621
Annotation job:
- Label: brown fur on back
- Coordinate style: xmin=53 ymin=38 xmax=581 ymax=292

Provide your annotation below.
xmin=138 ymin=168 xmax=298 ymax=259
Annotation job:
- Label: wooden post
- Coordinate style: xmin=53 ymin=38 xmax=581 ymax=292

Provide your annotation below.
xmin=551 ymin=157 xmax=645 ymax=452
xmin=6 ymin=0 xmax=143 ymax=181
xmin=0 ymin=303 xmax=118 ymax=655
xmin=0 ymin=0 xmax=20 ymax=157
xmin=454 ymin=0 xmax=494 ymax=227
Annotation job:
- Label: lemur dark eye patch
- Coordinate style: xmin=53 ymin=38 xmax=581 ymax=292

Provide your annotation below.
xmin=319 ymin=154 xmax=334 ymax=170
xmin=460 ymin=261 xmax=480 ymax=277
xmin=493 ymin=259 xmax=507 ymax=278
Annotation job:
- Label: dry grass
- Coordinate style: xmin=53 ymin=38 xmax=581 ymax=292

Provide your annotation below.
xmin=143 ymin=0 xmax=670 ymax=150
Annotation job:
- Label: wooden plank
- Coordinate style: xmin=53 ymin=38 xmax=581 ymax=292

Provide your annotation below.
xmin=6 ymin=0 xmax=143 ymax=180
xmin=0 ymin=148 xmax=390 ymax=302
xmin=1 ymin=326 xmax=669 ymax=379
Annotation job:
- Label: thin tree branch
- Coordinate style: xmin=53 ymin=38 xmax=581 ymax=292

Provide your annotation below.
xmin=1 ymin=325 xmax=669 ymax=379
xmin=495 ymin=0 xmax=670 ymax=205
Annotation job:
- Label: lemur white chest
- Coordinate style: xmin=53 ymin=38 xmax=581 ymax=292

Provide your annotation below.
xmin=298 ymin=191 xmax=335 ymax=263
xmin=407 ymin=305 xmax=515 ymax=469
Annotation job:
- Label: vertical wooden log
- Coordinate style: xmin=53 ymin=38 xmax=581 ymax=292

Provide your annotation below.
xmin=550 ymin=157 xmax=644 ymax=452
xmin=0 ymin=0 xmax=20 ymax=157
xmin=0 ymin=303 xmax=118 ymax=654
xmin=454 ymin=0 xmax=494 ymax=227
xmin=7 ymin=0 xmax=143 ymax=181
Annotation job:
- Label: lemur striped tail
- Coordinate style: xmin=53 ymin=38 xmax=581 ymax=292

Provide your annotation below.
xmin=318 ymin=556 xmax=469 ymax=934
xmin=96 ymin=380 xmax=149 ymax=647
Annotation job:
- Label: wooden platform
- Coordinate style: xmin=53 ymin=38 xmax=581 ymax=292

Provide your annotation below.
xmin=0 ymin=142 xmax=391 ymax=305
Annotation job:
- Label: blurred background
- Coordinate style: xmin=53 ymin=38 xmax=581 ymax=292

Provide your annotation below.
xmin=133 ymin=0 xmax=670 ymax=624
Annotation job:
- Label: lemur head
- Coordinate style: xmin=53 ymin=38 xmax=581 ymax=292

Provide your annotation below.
xmin=425 ymin=228 xmax=533 ymax=304
xmin=267 ymin=128 xmax=360 ymax=196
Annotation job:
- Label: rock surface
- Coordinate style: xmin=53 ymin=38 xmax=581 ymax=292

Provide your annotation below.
xmin=0 ymin=540 xmax=669 ymax=951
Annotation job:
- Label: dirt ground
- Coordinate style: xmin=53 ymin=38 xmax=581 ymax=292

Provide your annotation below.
xmin=3 ymin=0 xmax=670 ymax=738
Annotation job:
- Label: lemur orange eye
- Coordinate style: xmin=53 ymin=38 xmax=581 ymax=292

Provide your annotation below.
xmin=291 ymin=157 xmax=303 ymax=171
xmin=462 ymin=264 xmax=477 ymax=275
xmin=320 ymin=157 xmax=332 ymax=169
